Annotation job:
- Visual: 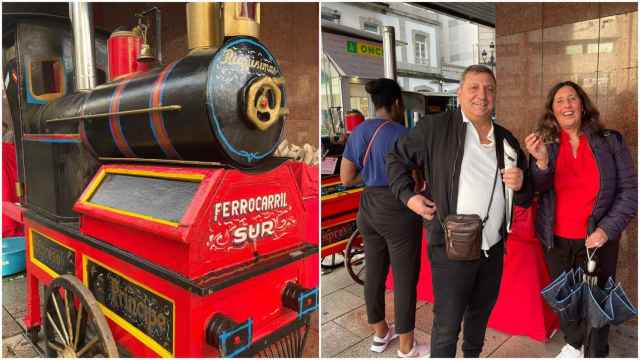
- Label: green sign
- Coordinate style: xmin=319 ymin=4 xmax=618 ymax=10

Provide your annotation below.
xmin=346 ymin=40 xmax=383 ymax=57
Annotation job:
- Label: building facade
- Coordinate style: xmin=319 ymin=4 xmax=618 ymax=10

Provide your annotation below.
xmin=320 ymin=2 xmax=495 ymax=136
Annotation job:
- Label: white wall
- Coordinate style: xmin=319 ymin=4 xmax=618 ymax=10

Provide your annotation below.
xmin=404 ymin=19 xmax=438 ymax=68
xmin=444 ymin=18 xmax=479 ymax=67
xmin=323 ymin=3 xmax=496 ymax=88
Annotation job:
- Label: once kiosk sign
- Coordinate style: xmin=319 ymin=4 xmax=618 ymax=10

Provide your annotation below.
xmin=346 ymin=40 xmax=383 ymax=57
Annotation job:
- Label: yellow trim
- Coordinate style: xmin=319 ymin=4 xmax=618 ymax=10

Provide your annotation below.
xmin=321 ymin=187 xmax=363 ymax=201
xmin=103 ymin=168 xmax=205 ymax=182
xmin=82 ymin=203 xmax=182 ymax=227
xmin=79 ymin=168 xmax=107 ymax=203
xmin=321 ymin=239 xmax=348 ymax=252
xmin=321 ymin=179 xmax=342 ymax=187
xmin=78 ymin=168 xmax=206 ymax=227
xmin=28 ymin=229 xmax=76 ymax=279
xmin=82 ymin=255 xmax=176 ymax=358
xmin=321 ymin=217 xmax=356 ymax=230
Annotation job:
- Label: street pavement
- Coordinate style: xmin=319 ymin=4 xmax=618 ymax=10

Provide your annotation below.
xmin=321 ymin=263 xmax=638 ymax=358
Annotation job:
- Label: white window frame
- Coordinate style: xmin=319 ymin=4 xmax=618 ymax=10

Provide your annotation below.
xmin=359 ymin=17 xmax=382 ymax=34
xmin=412 ymin=31 xmax=430 ymax=66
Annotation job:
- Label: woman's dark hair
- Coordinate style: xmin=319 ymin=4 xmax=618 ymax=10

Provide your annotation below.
xmin=537 ymin=81 xmax=602 ymax=143
xmin=365 ymin=78 xmax=402 ymax=113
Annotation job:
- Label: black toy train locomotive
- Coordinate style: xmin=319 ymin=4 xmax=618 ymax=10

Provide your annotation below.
xmin=3 ymin=2 xmax=318 ymax=357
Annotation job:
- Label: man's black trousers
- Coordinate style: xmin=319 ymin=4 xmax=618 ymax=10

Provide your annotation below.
xmin=429 ymin=240 xmax=504 ymax=357
xmin=357 ymin=187 xmax=422 ymax=334
xmin=544 ymin=236 xmax=619 ymax=358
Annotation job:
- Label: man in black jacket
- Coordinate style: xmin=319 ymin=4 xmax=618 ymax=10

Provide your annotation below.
xmin=385 ymin=65 xmax=530 ymax=357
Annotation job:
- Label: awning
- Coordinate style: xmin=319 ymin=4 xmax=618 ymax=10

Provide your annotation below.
xmin=413 ymin=3 xmax=495 ymax=28
xmin=322 ymin=31 xmax=384 ymax=80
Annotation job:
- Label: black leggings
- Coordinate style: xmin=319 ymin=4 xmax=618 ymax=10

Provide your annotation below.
xmin=357 ymin=187 xmax=422 ymax=334
xmin=544 ymin=236 xmax=620 ymax=358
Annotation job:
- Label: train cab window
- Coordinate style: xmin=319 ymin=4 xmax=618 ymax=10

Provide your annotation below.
xmin=28 ymin=59 xmax=65 ymax=102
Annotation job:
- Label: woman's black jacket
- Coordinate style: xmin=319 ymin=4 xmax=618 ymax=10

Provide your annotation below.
xmin=530 ymin=128 xmax=637 ymax=249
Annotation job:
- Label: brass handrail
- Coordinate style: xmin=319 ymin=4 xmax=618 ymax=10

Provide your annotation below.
xmin=46 ymin=105 xmax=182 ymax=123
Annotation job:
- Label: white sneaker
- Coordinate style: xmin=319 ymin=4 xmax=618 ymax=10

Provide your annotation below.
xmin=556 ymin=344 xmax=583 ymax=358
xmin=397 ymin=341 xmax=431 ymax=358
xmin=370 ymin=325 xmax=399 ymax=353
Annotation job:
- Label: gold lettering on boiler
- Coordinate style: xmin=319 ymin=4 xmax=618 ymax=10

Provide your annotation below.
xmin=220 ymin=49 xmax=277 ymax=75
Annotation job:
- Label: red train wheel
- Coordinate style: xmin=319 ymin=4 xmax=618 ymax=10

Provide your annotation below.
xmin=43 ymin=275 xmax=118 ymax=357
xmin=344 ymin=230 xmax=365 ymax=286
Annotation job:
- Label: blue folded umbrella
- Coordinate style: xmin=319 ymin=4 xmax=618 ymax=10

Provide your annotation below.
xmin=542 ymin=269 xmax=637 ymax=328
xmin=605 ymin=285 xmax=637 ymax=326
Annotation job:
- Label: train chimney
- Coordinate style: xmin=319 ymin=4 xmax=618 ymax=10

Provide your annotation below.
xmin=382 ymin=26 xmax=397 ymax=81
xmin=69 ymin=2 xmax=97 ymax=91
xmin=186 ymin=2 xmax=224 ymax=51
xmin=224 ymin=2 xmax=260 ymax=39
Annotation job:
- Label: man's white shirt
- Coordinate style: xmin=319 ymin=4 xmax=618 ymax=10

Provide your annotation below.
xmin=456 ymin=112 xmax=505 ymax=251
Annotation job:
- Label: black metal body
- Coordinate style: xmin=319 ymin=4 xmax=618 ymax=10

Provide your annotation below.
xmin=46 ymin=37 xmax=286 ymax=166
xmin=3 ymin=13 xmax=287 ymax=221
xmin=3 ymin=17 xmax=108 ymax=221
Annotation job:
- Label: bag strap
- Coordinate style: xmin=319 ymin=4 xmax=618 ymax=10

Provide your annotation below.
xmin=362 ymin=120 xmax=392 ymax=168
xmin=438 ymin=165 xmax=499 ymax=227
xmin=482 ymin=166 xmax=499 ymax=226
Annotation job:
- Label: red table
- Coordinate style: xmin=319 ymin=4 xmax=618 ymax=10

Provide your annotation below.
xmin=387 ymin=205 xmax=559 ymax=342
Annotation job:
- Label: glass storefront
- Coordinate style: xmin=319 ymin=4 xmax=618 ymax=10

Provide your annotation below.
xmin=320 ymin=54 xmax=343 ymax=137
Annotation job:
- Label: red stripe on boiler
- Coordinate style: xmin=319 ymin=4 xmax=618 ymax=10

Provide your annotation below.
xmin=109 ymin=79 xmax=136 ymax=157
xmin=150 ymin=61 xmax=181 ymax=159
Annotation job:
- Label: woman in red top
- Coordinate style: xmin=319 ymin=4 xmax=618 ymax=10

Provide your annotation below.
xmin=525 ymin=82 xmax=637 ymax=358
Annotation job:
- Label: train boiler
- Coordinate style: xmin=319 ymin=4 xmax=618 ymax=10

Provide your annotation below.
xmin=3 ymin=2 xmax=318 ymax=357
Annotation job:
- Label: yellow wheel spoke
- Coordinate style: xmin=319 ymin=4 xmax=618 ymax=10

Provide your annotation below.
xmin=76 ymin=336 xmax=99 ymax=357
xmin=51 ymin=292 xmax=71 ymax=345
xmin=45 ymin=276 xmax=118 ymax=357
xmin=46 ymin=313 xmax=67 ymax=346
xmin=47 ymin=340 xmax=65 ymax=353
xmin=64 ymin=291 xmax=74 ymax=348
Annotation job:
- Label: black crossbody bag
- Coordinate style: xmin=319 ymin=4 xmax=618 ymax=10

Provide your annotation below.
xmin=440 ymin=167 xmax=498 ymax=261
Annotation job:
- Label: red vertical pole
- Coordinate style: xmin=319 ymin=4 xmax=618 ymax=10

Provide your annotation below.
xmin=24 ymin=272 xmax=42 ymax=331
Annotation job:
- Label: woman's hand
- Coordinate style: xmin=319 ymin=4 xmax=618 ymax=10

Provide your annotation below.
xmin=525 ymin=133 xmax=549 ymax=169
xmin=585 ymin=228 xmax=609 ymax=249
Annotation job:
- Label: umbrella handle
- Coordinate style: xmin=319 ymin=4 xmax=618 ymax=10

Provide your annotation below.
xmin=586 ymin=246 xmax=598 ymax=274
